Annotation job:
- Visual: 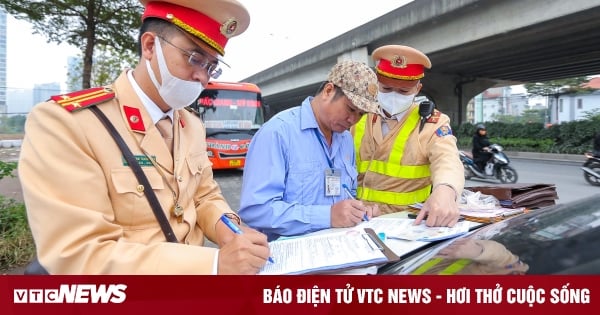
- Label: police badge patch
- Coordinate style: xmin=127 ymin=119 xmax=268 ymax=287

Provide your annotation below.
xmin=435 ymin=125 xmax=453 ymax=137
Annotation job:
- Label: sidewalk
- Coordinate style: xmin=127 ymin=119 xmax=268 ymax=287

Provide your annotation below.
xmin=504 ymin=151 xmax=585 ymax=164
xmin=457 ymin=147 xmax=585 ymax=164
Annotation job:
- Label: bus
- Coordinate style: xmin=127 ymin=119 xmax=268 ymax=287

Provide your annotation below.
xmin=188 ymin=81 xmax=267 ymax=170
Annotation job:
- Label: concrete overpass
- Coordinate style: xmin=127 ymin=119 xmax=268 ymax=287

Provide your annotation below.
xmin=242 ymin=0 xmax=600 ymax=123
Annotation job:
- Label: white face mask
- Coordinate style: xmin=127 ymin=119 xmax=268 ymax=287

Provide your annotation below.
xmin=146 ymin=38 xmax=204 ymax=110
xmin=377 ymin=91 xmax=416 ymax=116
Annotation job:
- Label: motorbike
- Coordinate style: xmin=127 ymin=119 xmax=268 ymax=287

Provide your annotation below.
xmin=581 ymin=152 xmax=600 ymax=186
xmin=459 ymin=144 xmax=518 ymax=183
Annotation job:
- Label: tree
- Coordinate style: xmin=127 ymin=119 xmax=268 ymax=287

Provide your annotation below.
xmin=0 ymin=115 xmax=26 ymax=133
xmin=524 ymin=77 xmax=592 ymax=96
xmin=0 ymin=0 xmax=142 ymax=89
xmin=67 ymin=44 xmax=138 ymax=90
xmin=524 ymin=77 xmax=593 ymax=124
xmin=520 ymin=109 xmax=545 ymax=124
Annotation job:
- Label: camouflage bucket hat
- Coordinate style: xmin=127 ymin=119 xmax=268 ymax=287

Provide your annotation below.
xmin=327 ymin=60 xmax=379 ymax=113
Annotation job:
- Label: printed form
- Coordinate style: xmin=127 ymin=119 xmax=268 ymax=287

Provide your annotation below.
xmin=259 ymin=229 xmax=389 ymax=275
xmin=362 ymin=217 xmax=470 ymax=242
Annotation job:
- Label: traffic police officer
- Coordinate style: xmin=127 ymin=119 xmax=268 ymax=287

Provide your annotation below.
xmin=352 ymin=45 xmax=464 ymax=227
xmin=18 ymin=0 xmax=271 ymax=274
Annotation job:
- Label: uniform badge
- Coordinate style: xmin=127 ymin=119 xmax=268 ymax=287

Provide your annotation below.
xmin=391 ymin=55 xmax=408 ymax=68
xmin=426 ymin=109 xmax=441 ymax=123
xmin=51 ymin=87 xmax=114 ymax=112
xmin=435 ymin=125 xmax=453 ymax=137
xmin=124 ymin=106 xmax=145 ymax=132
xmin=220 ymin=18 xmax=238 ymax=38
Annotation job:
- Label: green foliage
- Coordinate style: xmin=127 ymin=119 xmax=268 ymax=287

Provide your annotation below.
xmin=457 ymin=112 xmax=600 ymax=154
xmin=0 ymin=115 xmax=26 ymax=133
xmin=0 ymin=161 xmax=17 ymax=180
xmin=582 ymin=109 xmax=600 ymax=121
xmin=0 ymin=196 xmax=34 ymax=272
xmin=493 ymin=109 xmax=546 ymax=124
xmin=0 ymin=0 xmax=143 ymax=89
xmin=524 ymin=77 xmax=592 ymax=97
xmin=489 ymin=138 xmax=555 ymax=152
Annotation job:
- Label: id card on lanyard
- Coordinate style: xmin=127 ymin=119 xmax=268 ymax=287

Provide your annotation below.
xmin=314 ymin=129 xmax=341 ymax=197
xmin=325 ymin=168 xmax=341 ymax=196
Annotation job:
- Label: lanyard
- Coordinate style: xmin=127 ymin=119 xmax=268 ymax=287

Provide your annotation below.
xmin=313 ymin=129 xmax=334 ymax=169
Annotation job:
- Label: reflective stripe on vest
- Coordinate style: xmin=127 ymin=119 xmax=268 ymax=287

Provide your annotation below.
xmin=411 ymin=258 xmax=472 ymax=275
xmin=359 ymin=185 xmax=431 ymax=205
xmin=354 ymin=108 xmax=431 ymax=205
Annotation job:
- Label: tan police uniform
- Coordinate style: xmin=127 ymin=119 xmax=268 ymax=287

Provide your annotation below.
xmin=352 ymin=45 xmax=464 ymax=214
xmin=18 ymin=0 xmax=249 ymax=274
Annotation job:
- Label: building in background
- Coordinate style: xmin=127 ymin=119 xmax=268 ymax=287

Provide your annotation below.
xmin=33 ymin=82 xmax=60 ymax=105
xmin=468 ymin=80 xmax=600 ymax=125
xmin=551 ymin=90 xmax=600 ymax=123
xmin=2 ymin=11 xmax=70 ymax=116
xmin=66 ymin=55 xmax=82 ymax=92
xmin=467 ymin=86 xmax=549 ymax=124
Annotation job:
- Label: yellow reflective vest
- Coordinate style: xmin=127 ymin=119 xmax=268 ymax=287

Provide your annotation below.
xmin=352 ymin=104 xmax=464 ymax=214
xmin=353 ymin=107 xmax=432 ymax=208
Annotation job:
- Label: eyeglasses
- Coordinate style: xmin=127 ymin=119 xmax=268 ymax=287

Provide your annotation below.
xmin=157 ymin=35 xmax=222 ymax=79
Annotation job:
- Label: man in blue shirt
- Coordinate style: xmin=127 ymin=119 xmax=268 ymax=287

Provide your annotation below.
xmin=239 ymin=60 xmax=381 ymax=241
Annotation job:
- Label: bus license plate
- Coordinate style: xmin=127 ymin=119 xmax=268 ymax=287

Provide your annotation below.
xmin=229 ymin=160 xmax=241 ymax=167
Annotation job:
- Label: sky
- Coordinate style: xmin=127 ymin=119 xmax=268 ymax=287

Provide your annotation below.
xmin=5 ymin=14 xmax=79 ymax=90
xmin=5 ymin=0 xmax=412 ymax=90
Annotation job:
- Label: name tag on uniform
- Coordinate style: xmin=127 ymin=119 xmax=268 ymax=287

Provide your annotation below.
xmin=325 ymin=168 xmax=341 ymax=196
xmin=122 ymin=155 xmax=155 ymax=167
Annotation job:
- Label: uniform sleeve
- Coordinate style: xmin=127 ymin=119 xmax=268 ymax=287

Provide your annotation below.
xmin=425 ymin=114 xmax=465 ymax=195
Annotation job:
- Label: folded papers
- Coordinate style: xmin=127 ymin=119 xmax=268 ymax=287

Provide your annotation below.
xmin=465 ymin=183 xmax=558 ymax=209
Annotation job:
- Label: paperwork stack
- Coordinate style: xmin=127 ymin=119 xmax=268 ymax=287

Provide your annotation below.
xmin=465 ymin=183 xmax=558 ymax=209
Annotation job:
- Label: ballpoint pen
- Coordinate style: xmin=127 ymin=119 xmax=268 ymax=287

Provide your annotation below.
xmin=408 ymin=212 xmax=465 ymax=222
xmin=342 ymin=184 xmax=369 ymax=222
xmin=220 ymin=214 xmax=275 ymax=263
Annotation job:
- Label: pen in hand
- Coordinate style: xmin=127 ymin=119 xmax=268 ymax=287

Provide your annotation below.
xmin=342 ymin=184 xmax=369 ymax=222
xmin=220 ymin=214 xmax=275 ymax=263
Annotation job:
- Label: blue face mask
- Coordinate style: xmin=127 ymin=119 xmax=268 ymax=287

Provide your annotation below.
xmin=146 ymin=38 xmax=204 ymax=110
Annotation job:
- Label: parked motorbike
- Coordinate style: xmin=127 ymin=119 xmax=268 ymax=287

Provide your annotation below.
xmin=581 ymin=152 xmax=600 ymax=186
xmin=459 ymin=144 xmax=518 ymax=183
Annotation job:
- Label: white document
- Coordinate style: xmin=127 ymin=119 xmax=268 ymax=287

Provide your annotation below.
xmin=258 ymin=229 xmax=389 ymax=275
xmin=360 ymin=217 xmax=470 ymax=242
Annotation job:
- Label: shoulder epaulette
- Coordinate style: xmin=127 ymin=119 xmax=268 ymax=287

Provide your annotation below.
xmin=426 ymin=109 xmax=441 ymax=123
xmin=50 ymin=87 xmax=115 ymax=112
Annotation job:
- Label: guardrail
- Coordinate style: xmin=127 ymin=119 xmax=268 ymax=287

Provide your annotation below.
xmin=0 ymin=140 xmax=22 ymax=148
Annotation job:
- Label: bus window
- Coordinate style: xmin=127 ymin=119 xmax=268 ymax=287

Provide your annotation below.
xmin=187 ymin=82 xmax=265 ymax=170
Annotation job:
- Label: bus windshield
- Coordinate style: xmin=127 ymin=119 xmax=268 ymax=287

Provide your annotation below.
xmin=197 ymin=89 xmax=264 ymax=130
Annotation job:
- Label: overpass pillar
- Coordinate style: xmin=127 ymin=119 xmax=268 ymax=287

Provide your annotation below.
xmin=422 ymin=73 xmax=497 ymax=125
xmin=338 ymin=46 xmax=370 ymax=64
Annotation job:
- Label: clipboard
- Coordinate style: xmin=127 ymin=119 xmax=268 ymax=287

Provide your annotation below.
xmin=258 ymin=228 xmax=400 ymax=275
xmin=363 ymin=227 xmax=400 ymax=263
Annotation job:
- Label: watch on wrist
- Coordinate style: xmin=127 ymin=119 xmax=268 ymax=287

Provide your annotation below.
xmin=223 ymin=212 xmax=241 ymax=225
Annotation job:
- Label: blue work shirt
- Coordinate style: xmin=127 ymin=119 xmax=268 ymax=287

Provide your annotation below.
xmin=239 ymin=97 xmax=358 ymax=241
